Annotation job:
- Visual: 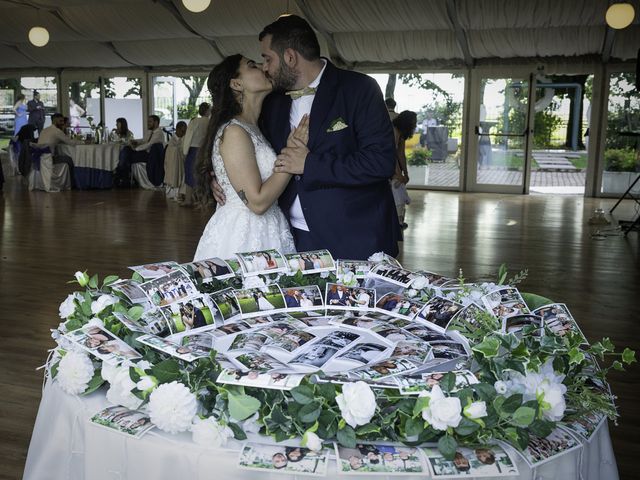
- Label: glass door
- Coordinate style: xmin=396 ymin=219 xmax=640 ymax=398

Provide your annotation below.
xmin=468 ymin=74 xmax=534 ymax=193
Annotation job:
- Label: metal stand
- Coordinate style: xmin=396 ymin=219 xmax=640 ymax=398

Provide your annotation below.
xmin=608 ymin=132 xmax=640 ymax=236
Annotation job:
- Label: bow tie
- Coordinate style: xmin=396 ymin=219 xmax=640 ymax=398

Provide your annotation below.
xmin=286 ymin=86 xmax=317 ymax=100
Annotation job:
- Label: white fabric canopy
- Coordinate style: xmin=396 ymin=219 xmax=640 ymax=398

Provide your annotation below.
xmin=0 ymin=0 xmax=637 ymax=71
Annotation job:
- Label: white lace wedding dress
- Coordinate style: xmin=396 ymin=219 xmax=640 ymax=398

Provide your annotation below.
xmin=194 ymin=119 xmax=296 ymax=261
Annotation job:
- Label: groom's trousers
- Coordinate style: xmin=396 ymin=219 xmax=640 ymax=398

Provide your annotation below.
xmin=291 ymin=228 xmax=319 ymax=252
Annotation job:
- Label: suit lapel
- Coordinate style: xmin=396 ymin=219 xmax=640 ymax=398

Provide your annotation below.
xmin=308 ymin=60 xmax=339 ymax=151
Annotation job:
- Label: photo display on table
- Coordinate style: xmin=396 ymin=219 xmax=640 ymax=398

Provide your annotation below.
xmin=514 ymin=426 xmax=583 ymax=467
xmin=216 ymin=368 xmax=304 ymax=390
xmin=396 ymin=369 xmax=479 ymax=395
xmin=336 ymin=259 xmax=377 ymax=279
xmin=90 ymin=406 xmax=154 ymax=438
xmin=238 ymin=442 xmax=330 ymax=477
xmin=413 ymin=270 xmax=454 ymax=287
xmin=415 ymin=296 xmax=464 ymax=331
xmin=533 ymin=303 xmax=589 ymax=344
xmin=66 ymin=324 xmax=141 ymax=364
xmin=233 ymin=285 xmax=287 ymax=317
xmin=562 ymin=411 xmax=606 ymax=442
xmin=179 ymin=257 xmax=235 ymax=282
xmin=423 ymin=444 xmax=519 ymax=478
xmin=285 ymin=249 xmax=336 ymax=274
xmin=235 ymin=249 xmax=288 ymax=276
xmin=501 ymin=313 xmax=544 ymax=337
xmin=128 ymin=261 xmax=180 ymax=280
xmin=135 ymin=333 xmax=211 ymax=362
xmin=282 ymin=285 xmax=324 ymax=311
xmin=207 ymin=287 xmax=241 ymax=323
xmin=445 ymin=303 xmax=486 ymax=334
xmin=481 ymin=287 xmax=530 ymax=319
xmin=112 ymin=309 xmax=173 ymax=337
xmin=335 ymin=443 xmax=428 ymax=475
xmin=325 ymin=283 xmax=376 ymax=312
xmin=110 ymin=279 xmax=150 ymax=307
xmin=375 ymin=293 xmax=426 ymax=320
xmin=139 ymin=270 xmax=199 ymax=307
xmin=368 ymin=263 xmax=420 ymax=288
xmin=159 ymin=295 xmax=216 ymax=333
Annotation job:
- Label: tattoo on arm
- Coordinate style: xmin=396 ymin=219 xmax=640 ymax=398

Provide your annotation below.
xmin=237 ymin=190 xmax=248 ymax=205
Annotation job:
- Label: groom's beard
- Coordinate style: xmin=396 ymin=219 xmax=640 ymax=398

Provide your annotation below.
xmin=269 ymin=62 xmax=298 ymax=92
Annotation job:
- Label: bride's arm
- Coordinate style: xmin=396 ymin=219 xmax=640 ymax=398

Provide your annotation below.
xmin=220 ymin=125 xmax=291 ymax=215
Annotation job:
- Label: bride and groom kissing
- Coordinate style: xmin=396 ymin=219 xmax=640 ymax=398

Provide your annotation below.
xmin=193 ymin=15 xmax=400 ymax=262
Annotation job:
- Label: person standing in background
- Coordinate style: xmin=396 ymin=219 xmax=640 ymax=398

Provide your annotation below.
xmin=13 ymin=93 xmax=28 ymax=135
xmin=27 ymin=90 xmax=45 ymax=134
xmin=391 ymin=110 xmax=416 ymax=230
xmin=181 ymin=102 xmax=211 ymax=206
xmin=164 ymin=121 xmax=187 ymax=200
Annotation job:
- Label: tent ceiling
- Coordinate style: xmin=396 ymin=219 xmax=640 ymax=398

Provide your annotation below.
xmin=0 ymin=0 xmax=637 ymax=72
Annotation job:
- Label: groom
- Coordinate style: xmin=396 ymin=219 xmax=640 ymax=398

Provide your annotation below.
xmin=214 ymin=15 xmax=400 ymax=260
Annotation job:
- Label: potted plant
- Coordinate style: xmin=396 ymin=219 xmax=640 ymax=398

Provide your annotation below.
xmin=407 ymin=148 xmax=431 ymax=186
xmin=602 ymin=149 xmax=639 ymax=194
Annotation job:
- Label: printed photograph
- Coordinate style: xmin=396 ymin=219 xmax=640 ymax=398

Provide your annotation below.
xmin=417 ymin=297 xmax=464 ymax=330
xmin=113 ymin=309 xmax=172 ymax=336
xmin=563 ymin=411 xmax=605 ymax=441
xmin=266 ymin=330 xmax=317 ymax=353
xmin=230 ymin=351 xmax=286 ymax=373
xmin=238 ymin=443 xmax=329 ymax=476
xmin=208 ymin=287 xmax=241 ymax=321
xmin=90 ymin=406 xmax=154 ymax=438
xmin=285 ymin=249 xmax=336 ymax=274
xmin=518 ymin=427 xmax=582 ymax=467
xmin=391 ymin=340 xmax=432 ymax=363
xmin=414 ymin=270 xmax=453 ymax=287
xmin=403 ymin=325 xmax=451 ymax=343
xmin=290 ymin=344 xmax=340 ymax=369
xmin=446 ymin=303 xmax=486 ymax=334
xmin=502 ymin=314 xmax=543 ymax=337
xmin=397 ymin=370 xmax=479 ymax=395
xmin=233 ymin=285 xmax=287 ymax=317
xmin=139 ymin=270 xmax=198 ymax=307
xmin=159 ymin=295 xmax=214 ymax=333
xmin=180 ymin=257 xmax=234 ymax=282
xmin=236 ymin=249 xmax=288 ymax=276
xmin=176 ymin=332 xmax=215 ymax=357
xmin=423 ymin=445 xmax=519 ymax=477
xmin=481 ymin=287 xmax=530 ymax=319
xmin=428 ymin=341 xmax=468 ymax=360
xmin=216 ymin=368 xmax=304 ymax=391
xmin=376 ymin=293 xmax=425 ymax=320
xmin=370 ymin=324 xmax=414 ymax=343
xmin=110 ymin=279 xmax=150 ymax=306
xmin=295 ymin=315 xmax=333 ymax=327
xmin=224 ymin=258 xmax=242 ymax=275
xmin=369 ymin=263 xmax=419 ymax=287
xmin=135 ymin=334 xmax=205 ymax=362
xmin=335 ymin=342 xmax=388 ymax=365
xmin=129 ymin=261 xmax=179 ymax=280
xmin=283 ymin=286 xmax=324 ymax=311
xmin=354 ymin=357 xmax=420 ymax=381
xmin=210 ymin=321 xmax=252 ymax=337
xmin=336 ymin=443 xmax=426 ymax=474
xmin=325 ymin=283 xmax=376 ymax=311
xmin=66 ymin=325 xmax=141 ymax=364
xmin=533 ymin=303 xmax=588 ymax=344
xmin=336 ymin=259 xmax=376 ymax=279
xmin=228 ymin=332 xmax=270 ymax=352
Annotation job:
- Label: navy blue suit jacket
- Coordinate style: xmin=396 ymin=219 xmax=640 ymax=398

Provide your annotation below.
xmin=259 ymin=60 xmax=400 ymax=260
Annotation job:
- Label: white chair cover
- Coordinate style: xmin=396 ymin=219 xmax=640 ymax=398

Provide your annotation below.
xmin=28 ymin=153 xmax=71 ymax=192
xmin=7 ymin=139 xmax=20 ymax=175
xmin=132 ymin=163 xmax=163 ymax=190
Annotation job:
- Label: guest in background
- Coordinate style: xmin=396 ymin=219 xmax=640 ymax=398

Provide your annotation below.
xmin=181 ymin=102 xmax=210 ymax=206
xmin=63 ymin=116 xmax=71 ymax=136
xmin=115 ymin=115 xmax=165 ymax=187
xmin=385 ymin=97 xmax=398 ymax=121
xmin=13 ymin=93 xmax=28 ymax=136
xmin=110 ymin=117 xmax=134 ymax=143
xmin=164 ymin=121 xmax=187 ymax=200
xmin=27 ymin=90 xmax=45 ymax=134
xmin=391 ymin=110 xmax=416 ymax=230
xmin=69 ymin=99 xmax=85 ymax=134
xmin=37 ymin=113 xmax=83 ymax=187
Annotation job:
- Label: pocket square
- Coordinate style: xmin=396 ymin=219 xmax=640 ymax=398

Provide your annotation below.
xmin=327 ymin=117 xmax=348 ymax=132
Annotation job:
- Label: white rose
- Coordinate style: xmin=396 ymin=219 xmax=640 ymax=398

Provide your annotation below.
xmin=539 ymin=382 xmax=567 ymax=421
xmin=405 ymin=289 xmax=418 ymax=298
xmin=59 ymin=293 xmax=81 ymax=319
xmin=56 ymin=351 xmax=95 ymax=395
xmin=101 ymin=361 xmax=120 ymax=383
xmin=148 ymin=381 xmax=198 ymax=434
xmin=106 ymin=366 xmax=142 ymax=410
xmin=463 ymin=401 xmax=488 ymax=420
xmin=302 ymin=431 xmax=323 ymax=452
xmin=191 ymin=416 xmax=234 ymax=448
xmin=134 ymin=360 xmax=152 ymax=371
xmin=494 ymin=381 xmax=508 ymax=395
xmin=335 ymin=381 xmax=376 ymax=428
xmin=340 ymin=271 xmax=356 ymax=287
xmin=87 ymin=317 xmax=104 ymax=329
xmin=411 ymin=276 xmax=430 ymax=290
xmin=136 ymin=375 xmax=158 ymax=392
xmin=419 ymin=385 xmax=462 ymax=431
xmin=368 ymin=252 xmax=385 ymax=263
xmin=91 ymin=294 xmax=118 ymax=315
xmin=74 ymin=271 xmax=89 ymax=287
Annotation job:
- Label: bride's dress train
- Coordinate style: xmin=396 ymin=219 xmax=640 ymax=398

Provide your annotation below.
xmin=194 ymin=119 xmax=296 ymax=260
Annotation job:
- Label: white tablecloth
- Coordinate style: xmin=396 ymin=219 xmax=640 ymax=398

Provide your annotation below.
xmin=57 ymin=144 xmax=121 ymax=171
xmin=23 ymin=380 xmax=619 ymax=480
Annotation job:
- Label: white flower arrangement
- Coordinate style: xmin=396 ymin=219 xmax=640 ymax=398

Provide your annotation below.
xmin=418 ymin=385 xmax=462 ymax=431
xmin=191 ymin=416 xmax=234 ymax=448
xmin=56 ymin=351 xmax=95 ymax=395
xmin=58 ymin=293 xmax=82 ymax=319
xmin=148 ymin=381 xmax=198 ymax=434
xmin=335 ymin=381 xmax=376 ymax=428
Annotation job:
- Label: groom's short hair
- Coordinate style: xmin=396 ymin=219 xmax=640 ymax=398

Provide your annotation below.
xmin=259 ymin=14 xmax=320 ymax=61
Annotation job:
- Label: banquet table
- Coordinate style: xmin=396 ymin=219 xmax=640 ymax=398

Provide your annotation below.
xmin=57 ymin=143 xmax=121 ymax=189
xmin=23 ymin=380 xmax=619 ymax=480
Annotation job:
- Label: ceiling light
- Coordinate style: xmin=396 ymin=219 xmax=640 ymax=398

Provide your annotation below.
xmin=28 ymin=26 xmax=49 ymax=47
xmin=606 ymin=3 xmax=635 ymax=29
xmin=182 ymin=0 xmax=211 ymax=13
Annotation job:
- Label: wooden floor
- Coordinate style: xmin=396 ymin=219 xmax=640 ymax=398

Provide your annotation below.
xmin=1 ymin=173 xmax=639 ymax=479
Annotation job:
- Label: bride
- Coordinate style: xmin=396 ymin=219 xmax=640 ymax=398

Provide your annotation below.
xmin=193 ymin=54 xmax=308 ymax=260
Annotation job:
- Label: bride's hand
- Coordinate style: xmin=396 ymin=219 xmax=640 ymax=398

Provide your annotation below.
xmin=287 ymin=114 xmax=309 ymax=147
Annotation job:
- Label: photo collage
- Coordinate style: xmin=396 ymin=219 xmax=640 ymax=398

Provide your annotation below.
xmin=90 ymin=405 xmax=154 ymax=438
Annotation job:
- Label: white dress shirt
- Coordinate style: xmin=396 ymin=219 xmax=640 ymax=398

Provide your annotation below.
xmin=182 ymin=116 xmax=209 ymax=155
xmin=288 ymin=59 xmax=327 ymax=232
xmin=37 ymin=125 xmax=82 ymax=151
xmin=135 ymin=127 xmax=165 ymax=152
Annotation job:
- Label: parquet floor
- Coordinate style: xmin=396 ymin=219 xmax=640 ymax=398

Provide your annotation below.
xmin=1 ymin=173 xmax=638 ymax=479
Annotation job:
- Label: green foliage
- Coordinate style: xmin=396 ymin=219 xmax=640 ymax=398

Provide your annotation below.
xmin=604 ymin=148 xmax=638 ymax=172
xmin=407 ymin=148 xmax=431 ymax=166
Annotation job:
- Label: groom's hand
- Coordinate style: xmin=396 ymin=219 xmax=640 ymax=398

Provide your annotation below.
xmin=210 ymin=172 xmax=226 ymax=205
xmin=274 ymin=139 xmax=308 ymax=175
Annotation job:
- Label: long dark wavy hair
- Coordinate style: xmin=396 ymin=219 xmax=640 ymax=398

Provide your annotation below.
xmin=194 ymin=54 xmax=243 ymax=207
